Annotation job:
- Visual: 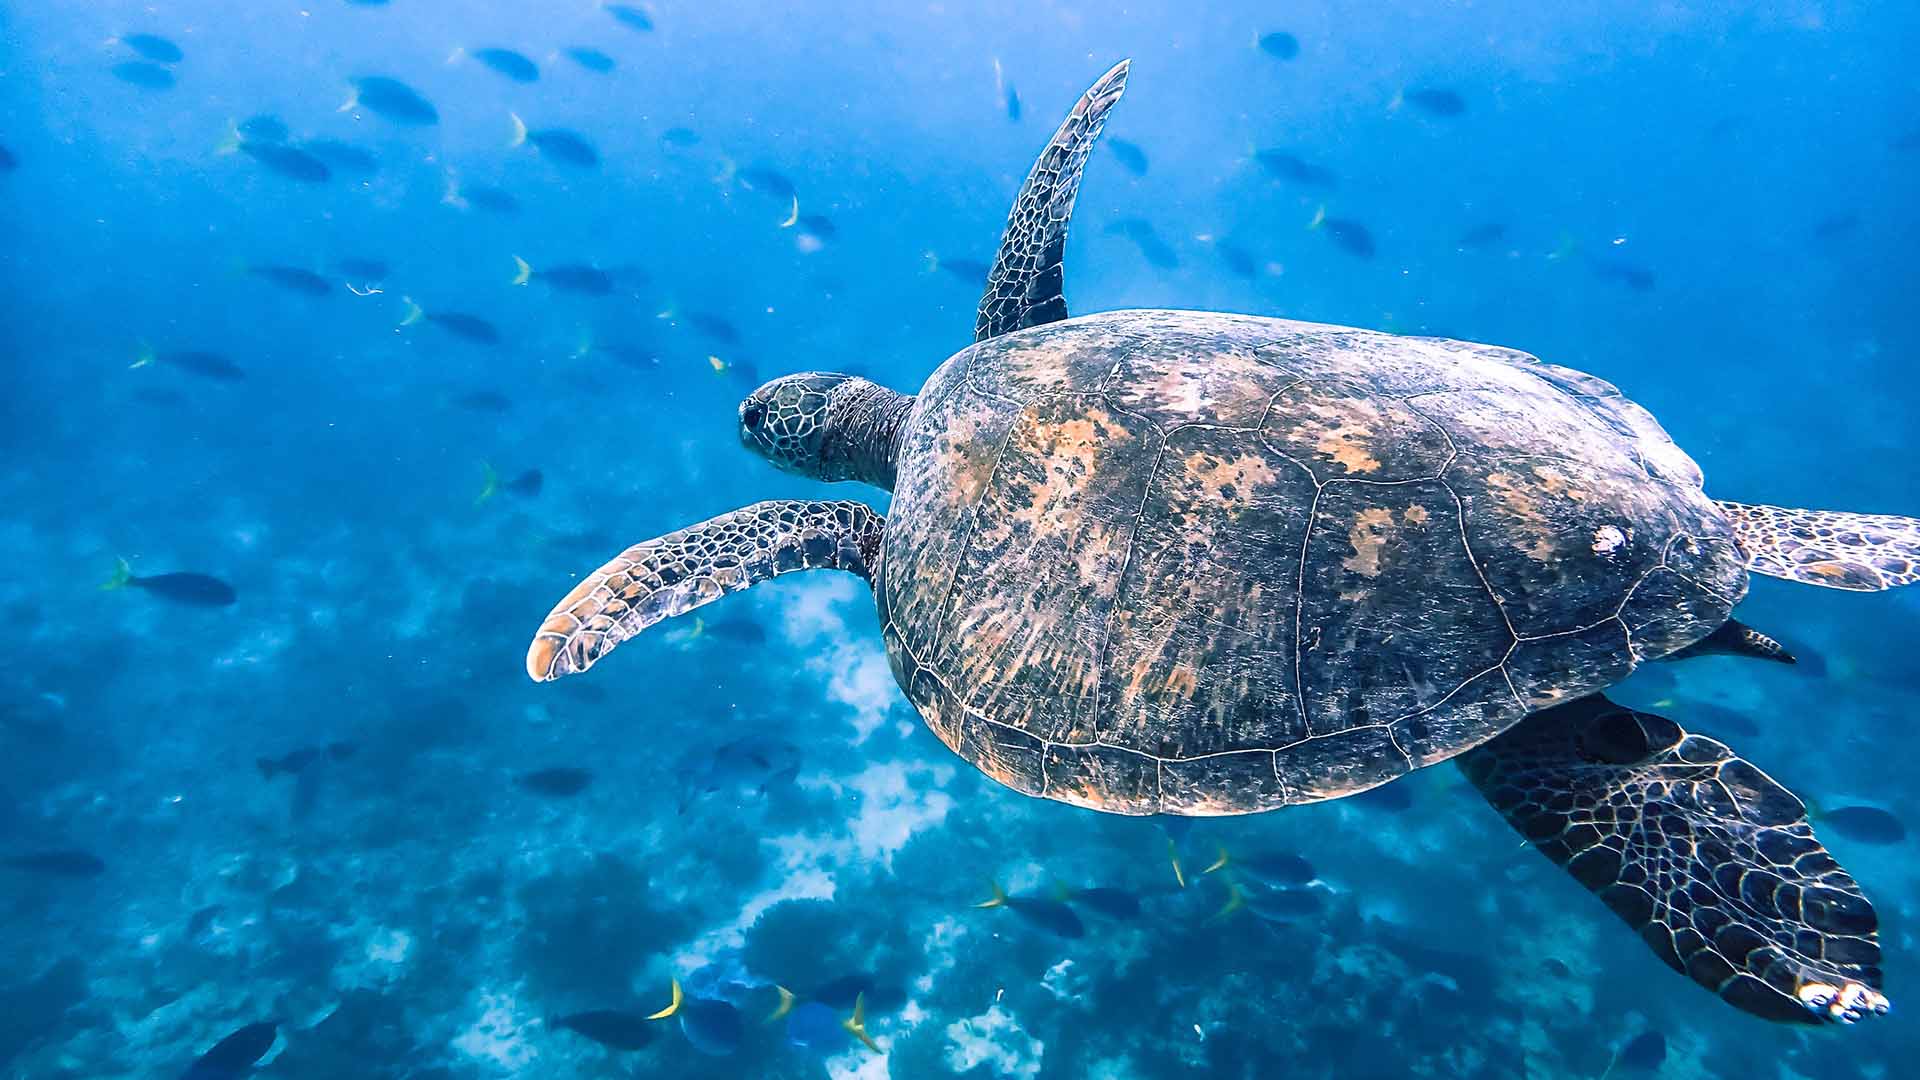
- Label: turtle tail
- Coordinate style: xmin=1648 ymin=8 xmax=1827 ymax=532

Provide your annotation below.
xmin=1716 ymin=500 xmax=1920 ymax=591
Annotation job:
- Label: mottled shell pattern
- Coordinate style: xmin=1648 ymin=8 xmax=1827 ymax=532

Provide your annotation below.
xmin=876 ymin=309 xmax=1747 ymax=815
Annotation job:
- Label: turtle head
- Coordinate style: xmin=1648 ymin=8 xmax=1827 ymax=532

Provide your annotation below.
xmin=739 ymin=372 xmax=913 ymax=489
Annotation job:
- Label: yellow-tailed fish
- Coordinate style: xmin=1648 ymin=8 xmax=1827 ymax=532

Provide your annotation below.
xmin=645 ymin=978 xmax=683 ymax=1020
xmin=475 ymin=462 xmax=500 ymax=506
xmin=398 ymin=297 xmax=425 ymax=327
xmin=511 ymin=256 xmax=533 ymax=286
xmin=973 ymin=880 xmax=1008 ymax=909
xmin=765 ymin=985 xmax=796 ymax=1024
xmin=1201 ymin=844 xmax=1230 ymax=876
xmin=778 ymin=194 xmax=799 ymax=228
xmin=842 ymin=993 xmax=881 ymax=1054
xmin=507 ymin=112 xmax=528 ymax=149
xmin=100 ymin=557 xmax=134 ymax=591
xmin=1211 ymin=881 xmax=1247 ymax=922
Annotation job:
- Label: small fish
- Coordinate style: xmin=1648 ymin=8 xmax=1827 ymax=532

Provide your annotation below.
xmin=112 ymin=61 xmax=176 ymax=90
xmin=606 ymin=4 xmax=655 ymax=31
xmin=0 ymin=143 xmax=16 ymax=172
xmin=453 ymin=390 xmax=513 ymax=413
xmin=1609 ymin=1029 xmax=1666 ymax=1074
xmin=101 ymin=558 xmax=238 ymax=606
xmin=346 ymin=76 xmax=439 ymax=125
xmin=505 ymin=469 xmax=544 ymax=497
xmin=1309 ymin=210 xmax=1375 ymax=258
xmin=476 ymin=462 xmax=543 ymax=503
xmin=1070 ymin=886 xmax=1142 ymax=920
xmin=1258 ymin=31 xmax=1300 ymax=59
xmin=1205 ymin=846 xmax=1314 ymax=886
xmin=1821 ymin=805 xmax=1907 ymax=845
xmin=704 ymin=617 xmax=767 ymax=644
xmin=687 ymin=312 xmax=741 ymax=343
xmin=257 ymin=747 xmax=323 ymax=779
xmin=4 ymin=850 xmax=106 ymax=877
xmin=566 ymin=47 xmax=616 ymax=73
xmin=400 ymin=299 xmax=500 ymax=345
xmin=1457 ymin=222 xmax=1507 ymax=250
xmin=256 ymin=743 xmax=350 ymax=779
xmin=806 ymin=974 xmax=874 ymax=1009
xmin=132 ymin=386 xmax=185 ymax=407
xmin=976 ymin=881 xmax=1085 ymax=938
xmin=1005 ymin=83 xmax=1021 ymax=122
xmin=239 ymin=141 xmax=331 ymax=183
xmin=300 ymin=139 xmax=378 ymax=176
xmin=736 ymin=166 xmax=796 ymax=200
xmin=509 ymin=115 xmax=599 ymax=167
xmin=678 ymin=998 xmax=744 ymax=1056
xmin=1812 ymin=213 xmax=1859 ymax=241
xmin=1589 ymin=259 xmax=1655 ymax=292
xmin=679 ymin=735 xmax=802 ymax=809
xmin=187 ymin=904 xmax=225 ymax=938
xmin=512 ymin=257 xmax=613 ymax=295
xmin=133 ymin=346 xmax=245 ymax=382
xmin=1107 ymin=218 xmax=1178 ymax=269
xmin=1234 ymin=882 xmax=1325 ymax=923
xmin=784 ymin=1001 xmax=845 ymax=1052
xmin=237 ymin=114 xmax=289 ymax=143
xmin=796 ymin=214 xmax=836 ymax=240
xmin=1216 ymin=241 xmax=1256 ymax=279
xmin=120 ymin=33 xmax=184 ymax=64
xmin=184 ymin=1022 xmax=277 ymax=1079
xmin=336 ymin=256 xmax=390 ymax=281
xmin=1255 ymin=150 xmax=1336 ymax=188
xmin=473 ymin=47 xmax=539 ymax=82
xmin=661 ymin=127 xmax=700 ymax=148
xmin=248 ymin=265 xmax=331 ymax=297
xmin=443 ymin=177 xmax=519 ymax=214
xmin=518 ymin=766 xmax=593 ymax=797
xmin=1399 ymin=88 xmax=1466 ymax=117
xmin=933 ymin=256 xmax=991 ymax=282
xmin=549 ymin=1010 xmax=654 ymax=1050
xmin=583 ymin=342 xmax=662 ymax=370
xmin=1107 ymin=138 xmax=1148 ymax=176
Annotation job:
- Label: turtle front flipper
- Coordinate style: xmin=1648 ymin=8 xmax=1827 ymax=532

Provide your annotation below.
xmin=1717 ymin=500 xmax=1920 ymax=590
xmin=1459 ymin=695 xmax=1887 ymax=1025
xmin=974 ymin=59 xmax=1130 ymax=342
xmin=526 ymin=500 xmax=885 ymax=681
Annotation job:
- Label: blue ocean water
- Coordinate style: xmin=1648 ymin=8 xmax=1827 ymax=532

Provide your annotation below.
xmin=3 ymin=1 xmax=1918 ymax=1076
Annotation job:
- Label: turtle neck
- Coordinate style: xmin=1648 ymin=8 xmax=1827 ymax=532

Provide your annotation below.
xmin=823 ymin=378 xmax=915 ymax=491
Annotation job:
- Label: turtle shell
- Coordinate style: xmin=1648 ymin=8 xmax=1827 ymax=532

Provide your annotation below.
xmin=876 ymin=310 xmax=1748 ymax=815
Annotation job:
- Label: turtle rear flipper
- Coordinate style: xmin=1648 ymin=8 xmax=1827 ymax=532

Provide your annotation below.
xmin=1460 ymin=695 xmax=1887 ymax=1025
xmin=526 ymin=500 xmax=884 ymax=681
xmin=1717 ymin=500 xmax=1920 ymax=590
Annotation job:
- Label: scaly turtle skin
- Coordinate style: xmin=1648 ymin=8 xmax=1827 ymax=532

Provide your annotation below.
xmin=525 ymin=60 xmax=1920 ymax=1025
xmin=877 ymin=308 xmax=1745 ymax=814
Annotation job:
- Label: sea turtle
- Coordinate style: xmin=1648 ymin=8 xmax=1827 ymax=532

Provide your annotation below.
xmin=527 ymin=61 xmax=1920 ymax=1025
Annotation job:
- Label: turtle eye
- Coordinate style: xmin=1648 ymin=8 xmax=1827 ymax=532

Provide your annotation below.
xmin=742 ymin=403 xmax=766 ymax=428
